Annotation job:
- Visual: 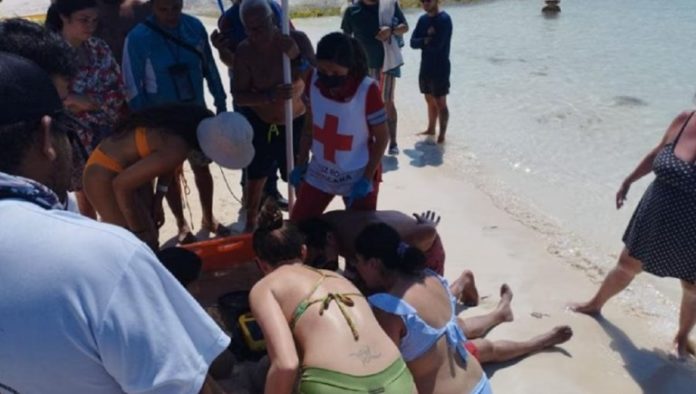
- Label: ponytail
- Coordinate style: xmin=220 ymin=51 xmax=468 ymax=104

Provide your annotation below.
xmin=252 ymin=200 xmax=305 ymax=266
xmin=355 ymin=223 xmax=426 ymax=276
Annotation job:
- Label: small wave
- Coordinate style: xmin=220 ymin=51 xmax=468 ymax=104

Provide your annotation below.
xmin=612 ymin=96 xmax=649 ymax=107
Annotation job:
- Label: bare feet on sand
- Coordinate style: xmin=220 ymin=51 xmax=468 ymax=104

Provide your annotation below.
xmin=673 ymin=337 xmax=696 ymax=360
xmin=567 ymin=300 xmax=602 ymax=315
xmin=451 ymin=270 xmax=479 ymax=306
xmin=418 ymin=129 xmax=436 ymax=136
xmin=539 ymin=325 xmax=574 ymax=349
xmin=437 ymin=134 xmax=445 ymax=144
xmin=497 ymin=284 xmax=514 ymax=323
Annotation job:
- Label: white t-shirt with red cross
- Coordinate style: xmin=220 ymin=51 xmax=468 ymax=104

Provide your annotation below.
xmin=305 ymin=71 xmax=386 ymax=196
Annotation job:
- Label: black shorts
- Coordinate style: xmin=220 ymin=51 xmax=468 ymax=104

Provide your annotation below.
xmin=419 ymin=74 xmax=450 ymax=97
xmin=239 ymin=107 xmax=304 ymax=181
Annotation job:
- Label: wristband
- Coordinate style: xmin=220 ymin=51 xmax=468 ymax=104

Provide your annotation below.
xmin=156 ymin=184 xmax=169 ymax=193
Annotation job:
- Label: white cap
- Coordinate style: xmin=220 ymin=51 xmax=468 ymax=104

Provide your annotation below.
xmin=197 ymin=112 xmax=254 ymax=169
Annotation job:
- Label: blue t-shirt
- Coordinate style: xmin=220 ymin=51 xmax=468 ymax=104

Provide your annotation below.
xmin=0 ymin=197 xmax=230 ymax=393
xmin=410 ymin=11 xmax=453 ymax=79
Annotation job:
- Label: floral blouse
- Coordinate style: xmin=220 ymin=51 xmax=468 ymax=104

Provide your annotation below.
xmin=70 ymin=37 xmax=126 ymax=153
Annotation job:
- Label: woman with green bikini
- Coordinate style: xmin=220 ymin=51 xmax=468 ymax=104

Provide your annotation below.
xmin=249 ymin=202 xmax=416 ymax=394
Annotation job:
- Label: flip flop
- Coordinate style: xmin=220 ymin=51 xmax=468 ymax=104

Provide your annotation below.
xmin=177 ymin=231 xmax=198 ymax=245
xmin=211 ymin=223 xmax=232 ymax=237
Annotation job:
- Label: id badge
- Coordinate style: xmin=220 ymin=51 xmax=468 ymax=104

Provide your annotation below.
xmin=168 ymin=63 xmax=195 ymax=102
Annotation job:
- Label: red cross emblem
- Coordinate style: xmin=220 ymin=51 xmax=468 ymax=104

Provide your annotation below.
xmin=314 ymin=114 xmax=353 ymax=163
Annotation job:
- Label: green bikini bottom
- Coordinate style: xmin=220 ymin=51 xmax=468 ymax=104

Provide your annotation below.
xmin=299 ymin=358 xmax=414 ymax=394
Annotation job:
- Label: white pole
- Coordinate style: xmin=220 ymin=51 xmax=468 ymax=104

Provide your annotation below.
xmin=281 ymin=0 xmax=295 ymax=211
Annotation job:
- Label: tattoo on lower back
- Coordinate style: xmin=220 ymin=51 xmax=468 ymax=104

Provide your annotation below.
xmin=350 ymin=345 xmax=382 ymax=366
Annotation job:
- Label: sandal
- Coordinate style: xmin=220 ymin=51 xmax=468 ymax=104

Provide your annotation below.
xmin=177 ymin=231 xmax=198 ymax=245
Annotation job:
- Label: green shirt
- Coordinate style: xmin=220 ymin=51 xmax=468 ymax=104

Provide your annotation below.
xmin=341 ymin=1 xmax=407 ymax=72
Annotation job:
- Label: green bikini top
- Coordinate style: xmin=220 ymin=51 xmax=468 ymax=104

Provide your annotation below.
xmin=289 ymin=266 xmax=364 ymax=341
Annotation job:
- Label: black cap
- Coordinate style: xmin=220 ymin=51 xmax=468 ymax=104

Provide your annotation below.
xmin=0 ymin=51 xmax=63 ymax=126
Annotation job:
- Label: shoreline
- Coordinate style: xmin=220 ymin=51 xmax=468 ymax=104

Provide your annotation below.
xmin=0 ymin=0 xmax=493 ymax=21
xmin=156 ymin=15 xmax=696 ymax=392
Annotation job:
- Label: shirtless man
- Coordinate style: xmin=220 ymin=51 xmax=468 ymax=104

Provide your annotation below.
xmin=232 ymin=0 xmax=314 ymax=232
xmin=299 ymin=209 xmax=574 ymax=365
xmin=298 ymin=209 xmax=474 ymax=300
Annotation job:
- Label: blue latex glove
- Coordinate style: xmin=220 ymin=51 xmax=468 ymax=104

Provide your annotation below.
xmin=289 ymin=164 xmax=307 ymax=187
xmin=347 ymin=177 xmax=373 ymax=207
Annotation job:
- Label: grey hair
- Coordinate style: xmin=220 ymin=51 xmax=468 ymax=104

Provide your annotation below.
xmin=240 ymin=0 xmax=273 ymax=26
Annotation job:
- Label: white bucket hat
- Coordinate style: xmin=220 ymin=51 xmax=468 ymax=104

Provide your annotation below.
xmin=197 ymin=112 xmax=254 ymax=169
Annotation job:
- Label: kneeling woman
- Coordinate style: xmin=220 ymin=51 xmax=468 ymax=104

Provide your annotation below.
xmin=355 ymin=223 xmax=492 ymax=394
xmin=249 ymin=204 xmax=416 ymax=394
xmin=83 ymin=105 xmax=251 ymax=249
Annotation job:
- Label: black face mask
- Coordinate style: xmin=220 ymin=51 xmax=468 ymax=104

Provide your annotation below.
xmin=317 ymin=72 xmax=348 ymax=89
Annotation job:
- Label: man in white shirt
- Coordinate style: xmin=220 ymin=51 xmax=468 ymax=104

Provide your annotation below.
xmin=0 ymin=52 xmax=230 ymax=394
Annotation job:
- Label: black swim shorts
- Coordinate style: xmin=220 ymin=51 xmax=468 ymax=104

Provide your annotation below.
xmin=238 ymin=107 xmax=304 ymax=181
xmin=419 ymin=74 xmax=450 ymax=97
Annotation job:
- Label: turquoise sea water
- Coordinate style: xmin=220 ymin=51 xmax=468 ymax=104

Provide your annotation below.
xmin=297 ymin=0 xmax=696 ymax=318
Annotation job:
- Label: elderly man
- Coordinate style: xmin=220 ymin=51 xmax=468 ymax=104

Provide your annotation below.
xmin=212 ymin=0 xmax=292 ymax=210
xmin=232 ymin=0 xmax=314 ymax=232
xmin=122 ymin=0 xmax=230 ymax=243
xmin=0 ymin=51 xmax=229 ymax=393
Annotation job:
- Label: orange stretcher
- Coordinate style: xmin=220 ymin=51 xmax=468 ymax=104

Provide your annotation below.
xmin=181 ymin=233 xmax=256 ymax=272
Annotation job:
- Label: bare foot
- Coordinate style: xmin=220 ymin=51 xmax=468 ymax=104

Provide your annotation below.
xmin=539 ymin=325 xmax=574 ymax=348
xmin=450 ymin=270 xmax=479 ymax=306
xmin=567 ymin=301 xmax=602 ymax=315
xmin=673 ymin=337 xmax=696 ymax=360
xmin=418 ymin=129 xmax=436 ymax=136
xmin=497 ymin=284 xmax=514 ymax=322
xmin=437 ymin=134 xmax=445 ymax=144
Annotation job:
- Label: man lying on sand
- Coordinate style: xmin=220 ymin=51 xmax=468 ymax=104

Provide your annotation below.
xmin=298 ymin=209 xmax=573 ymax=364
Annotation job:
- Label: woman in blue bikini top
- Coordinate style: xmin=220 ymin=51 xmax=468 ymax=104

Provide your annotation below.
xmin=354 ymin=223 xmax=493 ymax=394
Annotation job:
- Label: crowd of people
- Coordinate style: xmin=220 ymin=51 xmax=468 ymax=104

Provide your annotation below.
xmin=2 ymin=0 xmax=694 ymax=393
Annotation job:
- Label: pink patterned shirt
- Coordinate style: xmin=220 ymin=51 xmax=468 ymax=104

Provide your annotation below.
xmin=70 ymin=37 xmax=126 ymax=152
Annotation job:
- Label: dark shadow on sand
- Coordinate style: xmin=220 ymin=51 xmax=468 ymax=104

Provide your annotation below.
xmin=591 ymin=315 xmax=696 ymax=393
xmin=381 ymin=155 xmax=399 ymax=173
xmin=404 ymin=141 xmax=444 ymax=168
xmin=484 ymin=347 xmax=572 ymax=378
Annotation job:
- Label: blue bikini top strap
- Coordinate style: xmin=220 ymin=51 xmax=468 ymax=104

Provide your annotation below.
xmin=368 ymin=293 xmax=418 ymax=316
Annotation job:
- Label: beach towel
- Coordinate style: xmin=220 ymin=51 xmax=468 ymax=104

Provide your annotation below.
xmin=379 ymin=0 xmax=404 ymax=72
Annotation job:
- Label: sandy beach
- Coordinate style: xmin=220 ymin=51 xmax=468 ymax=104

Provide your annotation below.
xmin=151 ymin=14 xmax=696 ymax=392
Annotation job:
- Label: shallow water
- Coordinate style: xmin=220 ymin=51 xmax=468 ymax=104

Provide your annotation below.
xmin=296 ymin=0 xmax=696 ymax=323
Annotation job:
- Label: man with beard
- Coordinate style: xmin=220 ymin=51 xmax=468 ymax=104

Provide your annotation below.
xmin=0 ymin=53 xmax=230 ymax=393
xmin=233 ymin=0 xmax=314 ymax=232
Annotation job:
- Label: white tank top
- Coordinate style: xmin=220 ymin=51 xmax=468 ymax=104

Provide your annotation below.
xmin=305 ymin=72 xmax=374 ymax=196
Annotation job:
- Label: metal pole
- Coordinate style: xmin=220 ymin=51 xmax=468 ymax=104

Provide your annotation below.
xmin=281 ymin=0 xmax=295 ymax=211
